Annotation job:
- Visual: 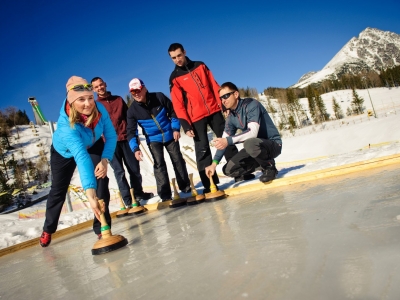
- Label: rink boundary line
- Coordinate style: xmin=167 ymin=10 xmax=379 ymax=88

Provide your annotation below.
xmin=1 ymin=153 xmax=399 ymax=257
xmin=223 ymin=153 xmax=400 ymax=196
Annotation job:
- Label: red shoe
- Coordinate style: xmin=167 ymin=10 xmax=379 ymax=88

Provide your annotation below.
xmin=39 ymin=231 xmax=52 ymax=247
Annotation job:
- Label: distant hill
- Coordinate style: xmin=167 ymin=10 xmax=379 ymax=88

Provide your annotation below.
xmin=292 ymin=28 xmax=400 ymax=88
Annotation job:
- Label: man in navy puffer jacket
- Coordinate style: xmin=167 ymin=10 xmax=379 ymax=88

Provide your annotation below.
xmin=126 ymin=78 xmax=191 ymax=201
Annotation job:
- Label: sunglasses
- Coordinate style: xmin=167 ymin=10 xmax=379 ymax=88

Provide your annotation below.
xmin=130 ymin=87 xmax=143 ymax=94
xmin=69 ymin=84 xmax=93 ymax=91
xmin=220 ymin=91 xmax=235 ymax=101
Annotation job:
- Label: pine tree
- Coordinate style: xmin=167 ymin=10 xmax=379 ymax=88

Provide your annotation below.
xmin=332 ymin=97 xmax=344 ymax=119
xmin=351 ymin=88 xmax=364 ymax=114
xmin=0 ymin=169 xmax=8 ymax=192
xmin=314 ymin=90 xmax=328 ymax=122
xmin=126 ymin=95 xmax=134 ymax=107
xmin=266 ymin=97 xmax=278 ymax=126
xmin=286 ymin=88 xmax=304 ymax=128
xmin=306 ymin=85 xmax=316 ymax=124
xmin=13 ymin=164 xmax=25 ymax=189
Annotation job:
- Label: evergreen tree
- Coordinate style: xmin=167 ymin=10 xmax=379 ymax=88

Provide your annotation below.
xmin=351 ymin=88 xmax=364 ymax=114
xmin=266 ymin=97 xmax=278 ymax=126
xmin=266 ymin=98 xmax=277 ymax=114
xmin=239 ymin=86 xmax=259 ymax=99
xmin=346 ymin=107 xmax=353 ymax=116
xmin=306 ymin=85 xmax=316 ymax=124
xmin=314 ymin=90 xmax=328 ymax=122
xmin=288 ymin=115 xmax=296 ymax=129
xmin=332 ymin=97 xmax=344 ymax=119
xmin=126 ymin=94 xmax=134 ymax=107
xmin=0 ymin=169 xmax=8 ymax=192
xmin=13 ymin=164 xmax=25 ymax=189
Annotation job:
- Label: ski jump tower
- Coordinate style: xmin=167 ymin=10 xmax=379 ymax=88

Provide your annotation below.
xmin=28 ymin=97 xmax=47 ymax=125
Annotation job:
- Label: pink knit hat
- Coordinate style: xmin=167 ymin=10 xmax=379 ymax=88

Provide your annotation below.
xmin=66 ymin=76 xmax=93 ymax=104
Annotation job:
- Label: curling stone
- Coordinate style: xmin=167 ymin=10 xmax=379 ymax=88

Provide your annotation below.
xmin=116 ymin=191 xmax=129 ymax=218
xmin=204 ymin=172 xmax=226 ymax=202
xmin=128 ymin=188 xmax=147 ymax=215
xmin=186 ymin=173 xmax=205 ymax=205
xmin=169 ymin=178 xmax=187 ymax=208
xmin=92 ymin=200 xmax=128 ymax=255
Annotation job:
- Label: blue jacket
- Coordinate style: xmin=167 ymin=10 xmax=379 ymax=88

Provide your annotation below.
xmin=52 ymin=99 xmax=117 ymax=190
xmin=127 ymin=92 xmax=180 ymax=152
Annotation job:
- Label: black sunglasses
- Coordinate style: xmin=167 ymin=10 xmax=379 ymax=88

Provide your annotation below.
xmin=219 ymin=91 xmax=235 ymax=101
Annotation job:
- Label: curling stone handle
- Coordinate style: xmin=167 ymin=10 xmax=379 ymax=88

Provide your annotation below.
xmin=208 ymin=171 xmax=217 ymax=193
xmin=98 ymin=199 xmax=111 ymax=238
xmin=172 ymin=178 xmax=180 ymax=200
xmin=189 ymin=173 xmax=198 ymax=196
xmin=117 ymin=191 xmax=126 ymax=209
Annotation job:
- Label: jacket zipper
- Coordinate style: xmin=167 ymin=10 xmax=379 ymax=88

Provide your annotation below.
xmin=234 ymin=100 xmax=244 ymax=128
xmin=91 ymin=128 xmax=95 ymax=144
xmin=185 ymin=65 xmax=210 ymax=116
xmin=143 ymin=100 xmax=165 ymax=143
xmin=150 ymin=114 xmax=164 ymax=143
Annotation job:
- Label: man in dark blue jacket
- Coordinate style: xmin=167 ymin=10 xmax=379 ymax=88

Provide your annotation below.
xmin=205 ymin=82 xmax=282 ymax=183
xmin=126 ymin=78 xmax=191 ymax=201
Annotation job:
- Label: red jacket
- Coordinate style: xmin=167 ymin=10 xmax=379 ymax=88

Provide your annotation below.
xmin=169 ymin=57 xmax=222 ymax=131
xmin=96 ymin=92 xmax=128 ymax=141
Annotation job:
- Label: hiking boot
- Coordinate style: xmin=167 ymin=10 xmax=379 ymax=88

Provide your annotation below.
xmin=235 ymin=174 xmax=256 ymax=183
xmin=135 ymin=192 xmax=154 ymax=201
xmin=259 ymin=166 xmax=278 ymax=183
xmin=39 ymin=231 xmax=52 ymax=247
xmin=181 ymin=186 xmax=192 ymax=193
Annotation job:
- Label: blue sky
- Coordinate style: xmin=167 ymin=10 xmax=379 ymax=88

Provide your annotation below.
xmin=1 ymin=0 xmax=399 ymax=122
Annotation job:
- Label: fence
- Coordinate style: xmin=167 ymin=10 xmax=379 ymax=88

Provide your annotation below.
xmin=18 ymin=185 xmax=122 ymax=219
xmin=281 ymin=102 xmax=400 ymax=139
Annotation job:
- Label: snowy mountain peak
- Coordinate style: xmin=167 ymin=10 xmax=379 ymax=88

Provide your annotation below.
xmin=293 ymin=27 xmax=400 ymax=88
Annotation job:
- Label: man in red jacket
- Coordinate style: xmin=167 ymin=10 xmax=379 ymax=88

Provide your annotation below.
xmin=91 ymin=77 xmax=153 ymax=206
xmin=168 ymin=43 xmax=251 ymax=193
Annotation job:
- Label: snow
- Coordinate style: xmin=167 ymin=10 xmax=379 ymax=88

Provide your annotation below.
xmin=293 ymin=28 xmax=400 ymax=88
xmin=1 ymin=87 xmax=400 ymax=250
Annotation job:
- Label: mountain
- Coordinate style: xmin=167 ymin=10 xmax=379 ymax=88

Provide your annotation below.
xmin=292 ymin=27 xmax=400 ymax=88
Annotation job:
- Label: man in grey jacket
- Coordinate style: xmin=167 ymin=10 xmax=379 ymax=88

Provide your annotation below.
xmin=205 ymin=82 xmax=282 ymax=183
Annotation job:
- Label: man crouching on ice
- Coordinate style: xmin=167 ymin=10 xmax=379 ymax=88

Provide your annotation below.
xmin=205 ymin=82 xmax=282 ymax=183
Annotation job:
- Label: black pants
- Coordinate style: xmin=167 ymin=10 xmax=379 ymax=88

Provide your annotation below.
xmin=223 ymin=138 xmax=282 ymax=178
xmin=192 ymin=111 xmax=238 ymax=189
xmin=148 ymin=139 xmax=190 ymax=200
xmin=43 ymin=138 xmax=111 ymax=235
xmin=109 ymin=140 xmax=143 ymax=206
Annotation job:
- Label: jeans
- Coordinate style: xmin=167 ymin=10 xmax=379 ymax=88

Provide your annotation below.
xmin=109 ymin=140 xmax=143 ymax=206
xmin=148 ymin=139 xmax=190 ymax=200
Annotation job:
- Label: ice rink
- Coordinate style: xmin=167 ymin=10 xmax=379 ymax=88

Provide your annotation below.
xmin=1 ymin=164 xmax=400 ymax=299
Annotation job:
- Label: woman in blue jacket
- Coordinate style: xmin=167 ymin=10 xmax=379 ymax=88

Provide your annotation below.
xmin=40 ymin=76 xmax=117 ymax=247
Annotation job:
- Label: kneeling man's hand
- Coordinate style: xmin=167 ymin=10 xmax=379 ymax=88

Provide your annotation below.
xmin=213 ymin=138 xmax=228 ymax=150
xmin=205 ymin=163 xmax=217 ymax=177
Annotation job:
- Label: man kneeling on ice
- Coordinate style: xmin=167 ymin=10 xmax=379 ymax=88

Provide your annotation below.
xmin=205 ymin=82 xmax=282 ymax=183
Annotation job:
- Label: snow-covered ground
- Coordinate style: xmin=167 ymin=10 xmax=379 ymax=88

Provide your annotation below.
xmin=1 ymin=87 xmax=400 ymax=250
